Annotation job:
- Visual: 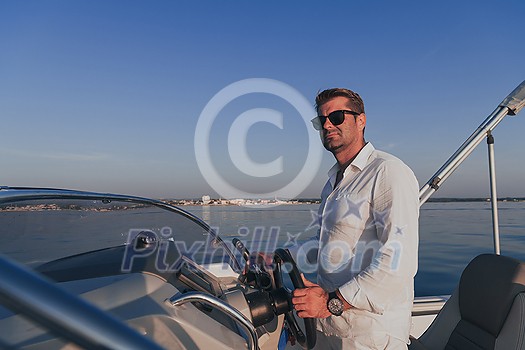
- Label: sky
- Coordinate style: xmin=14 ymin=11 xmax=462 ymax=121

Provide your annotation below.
xmin=1 ymin=0 xmax=525 ymax=200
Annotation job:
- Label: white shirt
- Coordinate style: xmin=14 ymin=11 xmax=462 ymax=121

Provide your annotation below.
xmin=293 ymin=142 xmax=419 ymax=345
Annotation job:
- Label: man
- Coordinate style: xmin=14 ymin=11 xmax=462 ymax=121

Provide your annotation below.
xmin=290 ymin=88 xmax=419 ymax=349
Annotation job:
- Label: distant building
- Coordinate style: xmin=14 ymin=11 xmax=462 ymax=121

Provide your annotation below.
xmin=201 ymin=195 xmax=211 ymax=205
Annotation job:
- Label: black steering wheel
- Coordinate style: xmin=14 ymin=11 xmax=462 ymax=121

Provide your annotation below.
xmin=273 ymin=248 xmax=316 ymax=350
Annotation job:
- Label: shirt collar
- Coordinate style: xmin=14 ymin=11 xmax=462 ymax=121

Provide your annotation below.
xmin=328 ymin=142 xmax=375 ymax=179
xmin=352 ymin=142 xmax=375 ymax=171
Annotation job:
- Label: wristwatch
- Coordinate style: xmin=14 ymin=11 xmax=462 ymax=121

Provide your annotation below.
xmin=327 ymin=291 xmax=344 ymax=316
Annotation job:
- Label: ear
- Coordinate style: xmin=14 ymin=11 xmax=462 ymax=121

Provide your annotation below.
xmin=356 ymin=113 xmax=366 ymax=132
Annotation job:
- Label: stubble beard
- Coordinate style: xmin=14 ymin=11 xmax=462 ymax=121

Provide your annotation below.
xmin=323 ymin=132 xmax=344 ymax=153
xmin=324 ymin=140 xmax=343 ymax=153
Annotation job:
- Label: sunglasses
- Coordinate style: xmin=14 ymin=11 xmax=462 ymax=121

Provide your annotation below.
xmin=311 ymin=110 xmax=361 ymax=130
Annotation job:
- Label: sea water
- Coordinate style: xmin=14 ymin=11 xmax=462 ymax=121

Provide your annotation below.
xmin=184 ymin=201 xmax=525 ymax=296
xmin=1 ymin=201 xmax=524 ymax=297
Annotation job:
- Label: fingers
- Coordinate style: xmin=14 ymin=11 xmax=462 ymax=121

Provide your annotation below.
xmin=296 ymin=310 xmax=310 ymax=318
xmin=291 ymin=296 xmax=302 ymax=306
xmin=292 ymin=285 xmax=332 ymax=319
xmin=293 ymin=287 xmax=308 ymax=297
xmin=296 ymin=309 xmax=331 ymax=319
xmin=256 ymin=252 xmax=273 ymax=265
xmin=293 ymin=297 xmax=311 ymax=318
xmin=292 ymin=290 xmax=320 ymax=305
xmin=295 ymin=302 xmax=331 ymax=319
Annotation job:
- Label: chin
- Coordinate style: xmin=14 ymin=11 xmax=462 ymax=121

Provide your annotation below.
xmin=324 ymin=143 xmax=342 ymax=153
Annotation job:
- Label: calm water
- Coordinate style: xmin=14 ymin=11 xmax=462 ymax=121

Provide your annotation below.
xmin=2 ymin=201 xmax=524 ymax=297
xmin=184 ymin=201 xmax=525 ymax=296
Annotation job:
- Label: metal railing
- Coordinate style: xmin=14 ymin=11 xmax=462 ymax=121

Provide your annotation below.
xmin=0 ymin=254 xmax=164 ymax=350
xmin=419 ymin=80 xmax=525 ymax=254
xmin=168 ymin=291 xmax=258 ymax=350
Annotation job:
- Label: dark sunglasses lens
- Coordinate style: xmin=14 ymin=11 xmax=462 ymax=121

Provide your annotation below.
xmin=328 ymin=111 xmax=345 ymax=125
xmin=312 ymin=111 xmax=349 ymax=130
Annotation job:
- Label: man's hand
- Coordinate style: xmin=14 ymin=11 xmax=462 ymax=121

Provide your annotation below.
xmin=254 ymin=252 xmax=274 ymax=266
xmin=240 ymin=252 xmax=273 ymax=274
xmin=292 ymin=274 xmax=331 ymax=319
xmin=239 ymin=252 xmax=274 ymax=289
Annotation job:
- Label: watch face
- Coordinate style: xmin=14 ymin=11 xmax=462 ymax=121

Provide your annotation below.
xmin=328 ymin=297 xmax=344 ymax=316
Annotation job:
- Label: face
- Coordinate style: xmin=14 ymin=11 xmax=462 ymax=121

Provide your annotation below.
xmin=318 ymin=96 xmax=366 ymax=159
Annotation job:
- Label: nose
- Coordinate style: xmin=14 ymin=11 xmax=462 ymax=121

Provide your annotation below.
xmin=322 ymin=117 xmax=335 ymax=130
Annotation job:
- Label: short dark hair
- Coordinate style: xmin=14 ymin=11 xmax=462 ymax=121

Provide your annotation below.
xmin=315 ymin=88 xmax=365 ymax=114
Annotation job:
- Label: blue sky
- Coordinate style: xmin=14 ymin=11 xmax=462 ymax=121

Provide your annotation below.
xmin=1 ymin=0 xmax=524 ymax=199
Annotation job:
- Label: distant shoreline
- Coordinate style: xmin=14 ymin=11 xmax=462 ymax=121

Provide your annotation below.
xmin=163 ymin=197 xmax=525 ymax=206
xmin=1 ymin=197 xmax=523 ymax=212
xmin=154 ymin=197 xmax=525 ymax=207
xmin=425 ymin=197 xmax=525 ymax=203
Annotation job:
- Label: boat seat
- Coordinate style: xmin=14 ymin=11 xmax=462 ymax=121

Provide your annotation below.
xmin=409 ymin=253 xmax=525 ymax=350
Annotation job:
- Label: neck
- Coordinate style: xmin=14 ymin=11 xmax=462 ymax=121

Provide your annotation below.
xmin=334 ymin=141 xmax=366 ymax=170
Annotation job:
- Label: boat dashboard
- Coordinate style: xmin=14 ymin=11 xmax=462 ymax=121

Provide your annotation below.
xmin=0 ymin=239 xmax=293 ymax=350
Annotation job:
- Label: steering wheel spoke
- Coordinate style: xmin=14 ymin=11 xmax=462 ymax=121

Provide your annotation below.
xmin=273 ymin=248 xmax=316 ymax=350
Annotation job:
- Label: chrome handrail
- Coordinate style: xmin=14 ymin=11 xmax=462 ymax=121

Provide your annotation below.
xmin=0 ymin=254 xmax=164 ymax=350
xmin=419 ymin=80 xmax=525 ymax=205
xmin=419 ymin=106 xmax=509 ymax=205
xmin=418 ymin=80 xmax=525 ymax=254
xmin=168 ymin=291 xmax=258 ymax=350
